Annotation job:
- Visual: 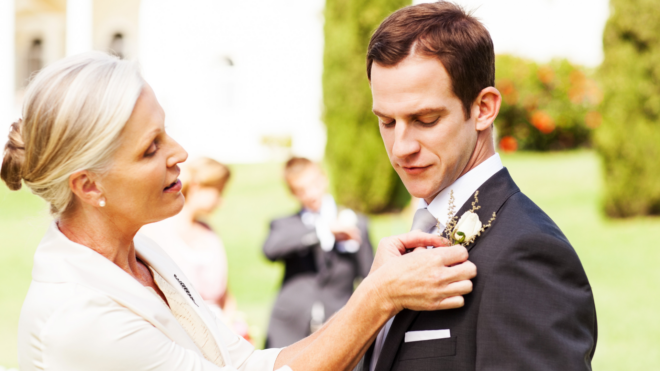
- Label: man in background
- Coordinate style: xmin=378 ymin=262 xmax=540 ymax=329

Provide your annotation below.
xmin=263 ymin=157 xmax=374 ymax=348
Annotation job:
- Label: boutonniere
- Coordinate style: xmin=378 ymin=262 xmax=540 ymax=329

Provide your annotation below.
xmin=437 ymin=190 xmax=496 ymax=246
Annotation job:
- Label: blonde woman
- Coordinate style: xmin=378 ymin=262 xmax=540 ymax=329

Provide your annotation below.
xmin=2 ymin=52 xmax=476 ymax=371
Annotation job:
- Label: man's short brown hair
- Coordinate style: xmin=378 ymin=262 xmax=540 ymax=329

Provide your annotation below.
xmin=283 ymin=157 xmax=320 ymax=188
xmin=367 ymin=1 xmax=495 ymax=118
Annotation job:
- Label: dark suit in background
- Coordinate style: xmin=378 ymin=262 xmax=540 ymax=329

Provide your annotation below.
xmin=264 ymin=210 xmax=373 ymax=348
xmin=365 ymin=169 xmax=597 ymax=371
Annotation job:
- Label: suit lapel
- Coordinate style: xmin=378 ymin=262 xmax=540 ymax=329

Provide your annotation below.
xmin=374 ymin=309 xmax=420 ymax=371
xmin=371 ymin=169 xmax=520 ymax=371
xmin=452 ymin=168 xmax=520 ymax=252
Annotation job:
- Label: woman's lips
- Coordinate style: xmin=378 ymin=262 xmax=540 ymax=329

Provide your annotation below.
xmin=163 ymin=179 xmax=182 ymax=193
xmin=402 ymin=165 xmax=431 ymax=175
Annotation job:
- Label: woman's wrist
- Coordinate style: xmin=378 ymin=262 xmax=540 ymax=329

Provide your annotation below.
xmin=356 ymin=268 xmax=399 ymax=319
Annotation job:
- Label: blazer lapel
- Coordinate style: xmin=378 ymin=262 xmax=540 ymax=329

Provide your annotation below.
xmin=135 ymin=233 xmax=235 ymax=365
xmin=32 ymin=223 xmax=204 ymax=357
xmin=374 ymin=309 xmax=420 ymax=371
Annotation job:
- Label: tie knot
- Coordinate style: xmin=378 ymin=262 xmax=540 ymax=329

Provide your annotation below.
xmin=410 ymin=208 xmax=437 ymax=233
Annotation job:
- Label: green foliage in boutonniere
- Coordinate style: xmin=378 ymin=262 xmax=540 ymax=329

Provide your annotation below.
xmin=437 ymin=190 xmax=497 ymax=247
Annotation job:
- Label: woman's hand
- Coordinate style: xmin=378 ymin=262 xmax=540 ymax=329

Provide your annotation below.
xmin=370 ymin=230 xmax=451 ymax=275
xmin=365 ymin=231 xmax=477 ymax=315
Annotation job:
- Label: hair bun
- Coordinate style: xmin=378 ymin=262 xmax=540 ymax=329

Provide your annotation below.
xmin=1 ymin=119 xmax=26 ymax=190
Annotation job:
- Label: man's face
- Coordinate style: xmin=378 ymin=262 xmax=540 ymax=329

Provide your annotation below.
xmin=288 ymin=167 xmax=328 ymax=212
xmin=371 ymin=54 xmax=478 ymax=202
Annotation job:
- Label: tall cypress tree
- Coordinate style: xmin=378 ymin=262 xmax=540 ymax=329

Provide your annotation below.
xmin=323 ymin=0 xmax=411 ymax=213
xmin=597 ymin=0 xmax=660 ymax=217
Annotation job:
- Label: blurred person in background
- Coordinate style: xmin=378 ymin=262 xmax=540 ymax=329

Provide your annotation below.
xmin=4 ymin=52 xmax=477 ymax=371
xmin=140 ymin=157 xmax=251 ymax=340
xmin=263 ymin=157 xmax=373 ymax=348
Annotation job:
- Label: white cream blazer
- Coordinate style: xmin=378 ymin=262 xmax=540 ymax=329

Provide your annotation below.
xmin=18 ymin=222 xmax=285 ymax=371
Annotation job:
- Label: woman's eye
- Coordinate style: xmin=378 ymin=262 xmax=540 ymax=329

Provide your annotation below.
xmin=144 ymin=141 xmax=158 ymax=157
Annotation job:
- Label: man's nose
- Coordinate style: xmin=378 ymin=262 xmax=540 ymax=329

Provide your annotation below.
xmin=391 ymin=122 xmax=421 ymax=159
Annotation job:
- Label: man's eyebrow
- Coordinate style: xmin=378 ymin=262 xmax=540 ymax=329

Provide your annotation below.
xmin=372 ymin=107 xmax=448 ymax=118
xmin=372 ymin=109 xmax=389 ymax=117
xmin=411 ymin=107 xmax=448 ymax=116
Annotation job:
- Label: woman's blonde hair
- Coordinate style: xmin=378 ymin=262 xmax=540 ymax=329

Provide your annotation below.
xmin=181 ymin=157 xmax=231 ymax=197
xmin=0 ymin=52 xmax=144 ymax=216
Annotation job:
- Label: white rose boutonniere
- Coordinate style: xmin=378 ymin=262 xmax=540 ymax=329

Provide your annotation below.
xmin=453 ymin=211 xmax=482 ymax=243
xmin=438 ymin=190 xmax=497 ymax=246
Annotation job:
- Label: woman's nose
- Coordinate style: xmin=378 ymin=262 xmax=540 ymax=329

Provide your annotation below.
xmin=166 ymin=136 xmax=188 ymax=167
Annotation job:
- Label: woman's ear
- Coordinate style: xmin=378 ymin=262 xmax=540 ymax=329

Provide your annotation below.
xmin=473 ymin=87 xmax=502 ymax=132
xmin=69 ymin=170 xmax=104 ymax=208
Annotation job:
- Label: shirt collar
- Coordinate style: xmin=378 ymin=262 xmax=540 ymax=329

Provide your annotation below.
xmin=419 ymin=154 xmax=504 ymax=225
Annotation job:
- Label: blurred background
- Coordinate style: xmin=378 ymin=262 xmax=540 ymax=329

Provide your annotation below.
xmin=1 ymin=0 xmax=659 ymax=369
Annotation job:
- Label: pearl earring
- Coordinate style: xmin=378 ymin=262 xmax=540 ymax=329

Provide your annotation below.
xmin=99 ymin=199 xmax=106 ymax=207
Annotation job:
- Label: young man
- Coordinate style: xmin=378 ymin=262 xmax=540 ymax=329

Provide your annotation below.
xmin=263 ymin=157 xmax=374 ymax=348
xmin=360 ymin=2 xmax=597 ymax=371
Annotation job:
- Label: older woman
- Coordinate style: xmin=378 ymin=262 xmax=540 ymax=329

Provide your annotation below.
xmin=2 ymin=53 xmax=475 ymax=371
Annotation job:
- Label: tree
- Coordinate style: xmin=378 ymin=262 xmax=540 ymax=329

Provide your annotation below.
xmin=597 ymin=0 xmax=660 ymax=217
xmin=323 ymin=0 xmax=411 ymax=213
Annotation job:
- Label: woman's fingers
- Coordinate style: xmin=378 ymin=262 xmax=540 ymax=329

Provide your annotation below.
xmin=444 ymin=260 xmax=477 ymax=282
xmin=432 ymin=244 xmax=470 ymax=266
xmin=442 ymin=279 xmax=473 ymax=297
xmin=437 ymin=296 xmax=465 ymax=310
xmin=395 ymin=231 xmax=451 ymax=253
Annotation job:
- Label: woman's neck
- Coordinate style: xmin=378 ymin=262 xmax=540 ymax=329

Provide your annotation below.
xmin=179 ymin=203 xmax=202 ymax=226
xmin=58 ymin=208 xmax=141 ymax=277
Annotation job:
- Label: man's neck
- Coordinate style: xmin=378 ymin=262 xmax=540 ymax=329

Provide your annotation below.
xmin=423 ymin=131 xmax=496 ymax=205
xmin=459 ymin=129 xmax=496 ymax=179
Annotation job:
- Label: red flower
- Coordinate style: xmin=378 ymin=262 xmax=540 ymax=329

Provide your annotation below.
xmin=499 ymin=136 xmax=518 ymax=153
xmin=585 ymin=111 xmax=602 ymax=129
xmin=530 ymin=111 xmax=555 ymax=134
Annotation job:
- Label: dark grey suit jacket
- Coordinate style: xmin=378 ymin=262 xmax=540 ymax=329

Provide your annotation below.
xmin=364 ymin=168 xmax=597 ymax=371
xmin=263 ymin=210 xmax=373 ymax=348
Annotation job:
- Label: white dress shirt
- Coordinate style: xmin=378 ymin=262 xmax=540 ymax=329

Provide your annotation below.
xmin=369 ymin=154 xmax=504 ymax=371
xmin=300 ymin=194 xmax=361 ymax=253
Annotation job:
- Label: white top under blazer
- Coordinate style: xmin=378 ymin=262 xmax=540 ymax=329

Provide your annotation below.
xmin=18 ymin=222 xmax=288 ymax=371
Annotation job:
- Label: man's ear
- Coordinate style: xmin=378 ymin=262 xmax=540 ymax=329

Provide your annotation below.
xmin=69 ymin=170 xmax=104 ymax=208
xmin=472 ymin=87 xmax=502 ymax=132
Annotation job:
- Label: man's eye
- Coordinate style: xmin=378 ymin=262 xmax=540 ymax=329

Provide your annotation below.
xmin=381 ymin=120 xmax=395 ymax=128
xmin=418 ymin=118 xmax=440 ymax=126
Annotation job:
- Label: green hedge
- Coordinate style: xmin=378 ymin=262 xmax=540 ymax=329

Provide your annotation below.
xmin=323 ymin=0 xmax=411 ymax=213
xmin=495 ymin=55 xmax=601 ymax=152
xmin=596 ymin=0 xmax=660 ymax=217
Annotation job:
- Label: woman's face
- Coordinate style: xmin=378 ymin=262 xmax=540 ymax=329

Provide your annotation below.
xmin=98 ymin=84 xmax=188 ymax=228
xmin=187 ymin=184 xmax=222 ymax=217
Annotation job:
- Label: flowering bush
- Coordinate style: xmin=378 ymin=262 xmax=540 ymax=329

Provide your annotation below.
xmin=495 ymin=55 xmax=602 ymax=152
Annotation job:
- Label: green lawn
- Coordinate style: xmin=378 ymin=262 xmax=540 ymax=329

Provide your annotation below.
xmin=0 ymin=150 xmax=658 ymax=369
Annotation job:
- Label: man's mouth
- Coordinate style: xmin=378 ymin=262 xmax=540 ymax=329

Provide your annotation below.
xmin=401 ymin=165 xmax=431 ymax=175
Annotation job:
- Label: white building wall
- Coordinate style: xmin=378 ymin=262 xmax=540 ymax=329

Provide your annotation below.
xmin=66 ymin=0 xmax=93 ymax=56
xmin=139 ymin=0 xmax=327 ymax=163
xmin=0 ymin=0 xmax=15 ymax=135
